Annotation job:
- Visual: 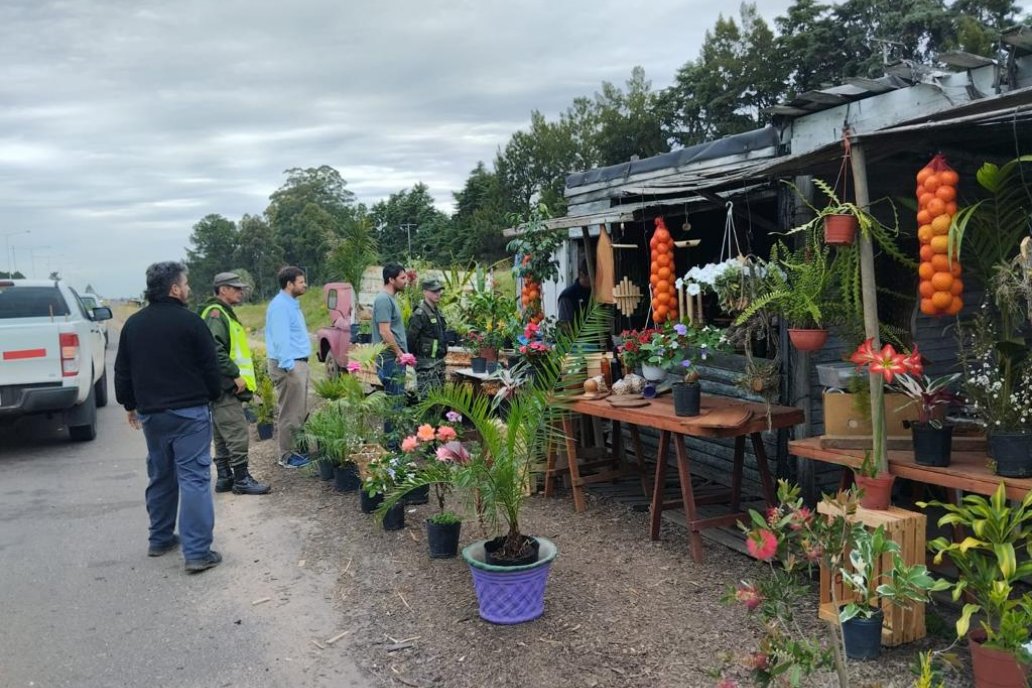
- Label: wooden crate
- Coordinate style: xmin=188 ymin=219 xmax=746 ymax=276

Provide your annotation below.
xmin=816 ymin=502 xmax=927 ymax=647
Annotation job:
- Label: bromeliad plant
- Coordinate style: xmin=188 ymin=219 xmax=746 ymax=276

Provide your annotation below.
xmin=379 ymin=303 xmax=611 ymax=562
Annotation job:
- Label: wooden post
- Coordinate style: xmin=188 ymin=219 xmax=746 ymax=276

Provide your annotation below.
xmin=849 ymin=141 xmax=888 ymax=472
xmin=580 ymin=226 xmax=596 ymax=286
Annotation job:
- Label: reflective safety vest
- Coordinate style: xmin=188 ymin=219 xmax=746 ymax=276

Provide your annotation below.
xmin=201 ymin=303 xmax=256 ymax=391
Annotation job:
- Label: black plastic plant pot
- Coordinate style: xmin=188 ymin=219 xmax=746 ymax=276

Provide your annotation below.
xmin=334 ymin=463 xmax=361 ymax=492
xmin=405 ymin=484 xmax=430 ymax=505
xmin=243 ymin=406 xmax=257 ymax=423
xmin=318 ymin=458 xmax=336 ymax=481
xmin=256 ymin=422 xmax=274 ymax=440
xmin=912 ymin=423 xmax=953 ymax=467
xmin=672 ymin=382 xmax=701 ymax=417
xmin=471 ymin=357 xmax=487 ymax=374
xmin=426 ymin=519 xmax=462 ymax=559
xmin=382 ymin=502 xmax=405 ymax=531
xmin=990 ymin=432 xmax=1032 ymax=477
xmin=842 ymin=610 xmax=883 ymax=660
xmin=360 ymin=491 xmax=383 ymax=514
xmin=484 ymin=535 xmax=540 ymax=567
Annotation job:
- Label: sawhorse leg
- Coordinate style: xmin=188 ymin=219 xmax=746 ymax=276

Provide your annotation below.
xmin=648 ymin=430 xmax=671 ymax=540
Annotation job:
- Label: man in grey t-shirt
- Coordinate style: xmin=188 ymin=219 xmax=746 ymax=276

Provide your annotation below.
xmin=371 ymin=263 xmax=409 ymax=402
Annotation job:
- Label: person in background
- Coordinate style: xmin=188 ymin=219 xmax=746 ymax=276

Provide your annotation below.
xmin=114 ymin=261 xmax=223 ymax=573
xmin=264 ymin=266 xmax=311 ymax=468
xmin=371 ymin=263 xmax=409 ymax=446
xmin=406 ymin=277 xmax=448 ymax=396
xmin=557 ymin=259 xmax=592 ymax=327
xmin=199 ymin=272 xmax=271 ymax=495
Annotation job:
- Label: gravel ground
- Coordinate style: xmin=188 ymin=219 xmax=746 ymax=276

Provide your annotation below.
xmin=248 ymin=435 xmax=972 ymax=688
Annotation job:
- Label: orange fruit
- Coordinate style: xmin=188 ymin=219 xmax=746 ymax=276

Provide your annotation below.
xmin=918 ymin=280 xmax=934 ymax=298
xmin=528 ymin=289 xmax=539 ymax=301
xmin=654 ymin=305 xmax=668 ymax=321
xmin=920 ymin=298 xmax=937 ymax=315
xmin=930 ymin=235 xmax=949 ymax=254
xmin=917 ymin=225 xmax=934 ymax=243
xmin=951 ymin=261 xmax=962 ymax=277
xmin=946 ymin=296 xmax=963 ymax=315
xmin=918 ymin=262 xmax=935 ymax=280
xmin=918 ymin=192 xmax=935 ymax=209
xmin=919 ymin=244 xmax=934 ymax=262
xmin=932 ymin=291 xmax=953 ymax=310
xmin=649 ymin=236 xmax=659 ymax=249
xmin=658 ymin=266 xmax=671 ymax=280
xmin=654 ymin=229 xmax=670 ymax=241
xmin=931 ymin=254 xmax=951 ymax=271
xmin=931 ymin=272 xmax=954 ymax=291
xmin=940 ymin=169 xmax=959 ymax=187
xmin=930 ymin=214 xmax=951 ymax=235
xmin=655 ymin=280 xmax=669 ymax=293
xmin=659 ymin=253 xmax=672 ymax=268
xmin=935 ymin=185 xmax=956 ymax=202
xmin=950 ymin=278 xmax=963 ymax=295
xmin=946 ymin=201 xmax=958 ymax=215
xmin=917 ymin=209 xmax=932 ymax=226
xmin=917 ymin=167 xmax=933 ymax=184
xmin=650 ymin=274 xmax=659 ymax=287
xmin=650 ymin=261 xmax=659 ymax=274
xmin=926 ymin=197 xmax=947 ymax=216
xmin=923 ymin=174 xmax=942 ymax=192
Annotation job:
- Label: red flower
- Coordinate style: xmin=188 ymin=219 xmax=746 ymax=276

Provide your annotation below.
xmin=765 ymin=506 xmax=780 ymax=526
xmin=735 ymin=582 xmax=763 ymax=611
xmin=849 ymin=338 xmax=877 ymax=366
xmin=870 ymin=343 xmax=908 ymax=383
xmin=747 ymin=652 xmax=770 ymax=670
xmin=746 ymin=529 xmax=778 ymax=562
xmin=790 ymin=506 xmax=812 ymax=531
xmin=902 ymin=346 xmax=923 ymax=377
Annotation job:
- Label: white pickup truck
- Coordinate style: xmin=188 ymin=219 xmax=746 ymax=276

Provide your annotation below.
xmin=0 ymin=279 xmax=112 ymax=441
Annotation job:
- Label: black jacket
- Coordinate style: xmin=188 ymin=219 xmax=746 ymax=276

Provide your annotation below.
xmin=114 ymin=297 xmax=222 ymax=413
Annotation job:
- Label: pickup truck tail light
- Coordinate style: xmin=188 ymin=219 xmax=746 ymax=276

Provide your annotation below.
xmin=60 ymin=333 xmax=80 ymax=377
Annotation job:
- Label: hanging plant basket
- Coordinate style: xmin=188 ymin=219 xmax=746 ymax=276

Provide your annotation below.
xmin=823 ymin=213 xmax=858 ymax=246
xmin=788 ymin=328 xmax=829 ymax=352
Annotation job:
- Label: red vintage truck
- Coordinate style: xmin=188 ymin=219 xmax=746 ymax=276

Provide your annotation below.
xmin=314 ymin=282 xmax=353 ymax=378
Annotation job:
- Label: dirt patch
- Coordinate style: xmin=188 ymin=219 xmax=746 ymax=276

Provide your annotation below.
xmin=249 ymin=438 xmax=971 ymax=688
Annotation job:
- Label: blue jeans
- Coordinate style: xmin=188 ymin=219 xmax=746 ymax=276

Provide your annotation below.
xmin=377 ymin=358 xmax=406 ymax=450
xmin=139 ymin=405 xmax=215 ymax=561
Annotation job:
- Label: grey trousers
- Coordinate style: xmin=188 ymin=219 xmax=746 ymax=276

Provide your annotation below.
xmin=269 ymin=360 xmax=308 ymax=458
xmin=212 ymin=392 xmax=249 ymax=468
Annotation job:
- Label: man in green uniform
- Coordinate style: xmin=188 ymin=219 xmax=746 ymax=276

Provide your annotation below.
xmin=199 ymin=272 xmax=271 ymax=495
xmin=405 ymin=278 xmax=448 ymax=396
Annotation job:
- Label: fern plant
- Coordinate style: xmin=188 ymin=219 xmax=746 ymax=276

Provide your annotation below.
xmin=733 ymin=239 xmax=838 ymax=329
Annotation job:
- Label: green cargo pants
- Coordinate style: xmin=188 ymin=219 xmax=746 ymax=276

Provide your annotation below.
xmin=212 ymin=392 xmax=250 ymax=468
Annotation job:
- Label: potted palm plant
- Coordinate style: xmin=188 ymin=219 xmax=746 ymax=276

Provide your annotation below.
xmin=379 ymin=304 xmax=609 ymax=623
xmin=919 ymin=484 xmax=1032 ymax=687
xmin=255 ymin=375 xmax=276 ymax=440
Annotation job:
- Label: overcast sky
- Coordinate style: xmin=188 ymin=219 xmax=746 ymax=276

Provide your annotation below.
xmin=0 ymin=0 xmax=966 ymax=295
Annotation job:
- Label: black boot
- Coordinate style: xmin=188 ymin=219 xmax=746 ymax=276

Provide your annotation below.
xmin=231 ymin=464 xmax=271 ymax=495
xmin=214 ymin=459 xmax=234 ymax=493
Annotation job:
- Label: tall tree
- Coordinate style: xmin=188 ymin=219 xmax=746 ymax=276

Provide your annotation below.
xmin=185 ymin=213 xmax=239 ymax=302
xmin=233 ymin=214 xmax=284 ymax=300
xmin=449 ymin=162 xmax=510 ymax=263
xmin=370 ymin=182 xmax=451 ymax=262
xmin=589 ymin=66 xmax=671 ymax=166
xmin=265 ymin=166 xmax=357 ymax=282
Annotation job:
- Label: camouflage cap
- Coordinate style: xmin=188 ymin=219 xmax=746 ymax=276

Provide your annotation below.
xmin=421 ymin=278 xmax=444 ymax=292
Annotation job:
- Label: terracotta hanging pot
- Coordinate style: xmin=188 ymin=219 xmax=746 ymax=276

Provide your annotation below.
xmin=824 ymin=214 xmax=858 ymax=245
xmin=788 ymin=328 xmax=829 ymax=352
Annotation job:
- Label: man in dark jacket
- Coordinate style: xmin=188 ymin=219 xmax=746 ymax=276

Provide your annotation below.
xmin=115 ymin=261 xmax=223 ymax=574
xmin=199 ymin=272 xmax=270 ymax=496
xmin=405 ymin=277 xmax=448 ymax=396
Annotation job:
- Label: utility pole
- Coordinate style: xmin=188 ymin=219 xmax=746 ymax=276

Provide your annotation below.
xmin=399 ymin=223 xmax=417 ymax=258
xmin=3 ymin=229 xmax=30 ymax=276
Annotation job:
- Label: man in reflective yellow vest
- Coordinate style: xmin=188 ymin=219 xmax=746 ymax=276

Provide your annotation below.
xmin=199 ymin=272 xmax=271 ymax=495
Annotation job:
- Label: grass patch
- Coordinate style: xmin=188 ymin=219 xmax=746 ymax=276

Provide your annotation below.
xmin=235 ymin=286 xmax=327 ymax=335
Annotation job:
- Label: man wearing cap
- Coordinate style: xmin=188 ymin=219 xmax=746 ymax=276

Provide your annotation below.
xmin=406 ymin=277 xmax=449 ymax=396
xmin=199 ymin=273 xmax=271 ymax=495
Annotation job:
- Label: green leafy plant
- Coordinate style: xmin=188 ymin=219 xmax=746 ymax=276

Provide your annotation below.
xmin=378 ymin=303 xmax=611 ymax=560
xmin=733 ymin=240 xmax=841 ymax=330
xmin=255 ymin=375 xmax=276 ymax=425
xmin=919 ymin=483 xmax=1032 ymax=658
xmin=506 ymin=203 xmax=564 ymax=285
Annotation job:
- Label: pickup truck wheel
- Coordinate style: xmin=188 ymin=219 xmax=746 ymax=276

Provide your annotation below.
xmin=94 ymin=368 xmax=109 ymax=407
xmin=68 ymin=386 xmax=98 ymax=442
xmin=325 ymin=355 xmax=340 ymax=379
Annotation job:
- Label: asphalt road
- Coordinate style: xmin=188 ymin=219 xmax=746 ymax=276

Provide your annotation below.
xmin=0 ymin=348 xmax=366 ymax=688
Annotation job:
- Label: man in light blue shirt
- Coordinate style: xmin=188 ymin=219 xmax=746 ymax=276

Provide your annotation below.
xmin=264 ymin=266 xmax=312 ymax=467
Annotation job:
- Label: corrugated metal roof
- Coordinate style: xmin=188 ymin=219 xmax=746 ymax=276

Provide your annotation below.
xmin=769 ymin=74 xmax=914 ymax=117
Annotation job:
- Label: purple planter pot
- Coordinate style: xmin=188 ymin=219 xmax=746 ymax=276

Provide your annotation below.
xmin=462 ymin=537 xmax=557 ymax=625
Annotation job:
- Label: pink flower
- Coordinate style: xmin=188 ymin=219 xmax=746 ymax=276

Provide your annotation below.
xmin=716 ymin=678 xmax=740 ymax=688
xmin=790 ymin=506 xmax=812 ymax=531
xmin=401 ymin=436 xmax=419 ymax=453
xmin=747 ymin=653 xmax=769 ymax=670
xmin=436 ymin=426 xmax=457 ymax=442
xmin=398 ymin=353 xmax=417 ymax=367
xmin=765 ymin=506 xmax=780 ymax=526
xmin=902 ymin=346 xmax=924 ymax=377
xmin=445 ymin=411 xmax=462 ymax=423
xmin=849 ymin=338 xmax=878 ymax=366
xmin=746 ymin=529 xmax=779 ymax=562
xmin=416 ymin=424 xmax=436 ymax=442
xmin=435 ymin=441 xmax=470 ymax=464
xmin=735 ymin=582 xmax=763 ymax=611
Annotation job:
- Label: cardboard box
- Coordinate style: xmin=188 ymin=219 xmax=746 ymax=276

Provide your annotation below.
xmin=822 ymin=391 xmax=918 ymax=437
